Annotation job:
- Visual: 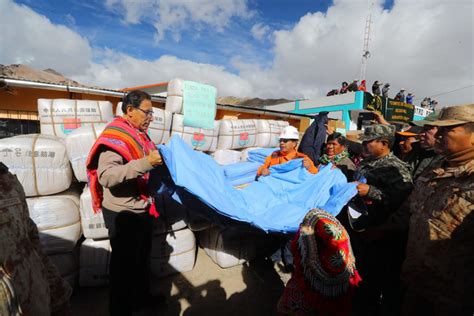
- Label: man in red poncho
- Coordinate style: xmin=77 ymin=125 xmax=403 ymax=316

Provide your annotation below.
xmin=86 ymin=90 xmax=164 ymax=316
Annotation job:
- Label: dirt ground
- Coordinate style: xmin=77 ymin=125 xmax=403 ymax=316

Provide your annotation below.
xmin=71 ymin=247 xmax=292 ymax=316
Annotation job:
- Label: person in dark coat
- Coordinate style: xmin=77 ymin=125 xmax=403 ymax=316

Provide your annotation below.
xmin=395 ymin=88 xmax=406 ymax=102
xmin=372 ymin=81 xmax=382 ymax=96
xmin=299 ymin=112 xmax=329 ymax=165
xmin=340 ymin=81 xmax=349 ymax=94
xmin=347 ymin=79 xmax=359 ymax=92
xmin=382 ymin=83 xmax=390 ymax=97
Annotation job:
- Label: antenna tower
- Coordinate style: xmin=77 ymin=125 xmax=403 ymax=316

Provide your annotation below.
xmin=360 ymin=1 xmax=374 ymax=81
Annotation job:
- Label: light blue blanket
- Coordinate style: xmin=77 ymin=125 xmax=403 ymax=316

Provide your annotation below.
xmin=157 ymin=136 xmax=357 ymax=233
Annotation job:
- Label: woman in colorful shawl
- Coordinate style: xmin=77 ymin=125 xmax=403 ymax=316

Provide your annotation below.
xmin=277 ymin=208 xmax=361 ymax=316
xmin=319 ymin=132 xmax=356 ymax=180
xmin=86 ymin=90 xmax=163 ymax=316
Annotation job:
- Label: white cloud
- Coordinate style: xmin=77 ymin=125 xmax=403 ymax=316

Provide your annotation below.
xmin=75 ymin=49 xmax=253 ymax=97
xmin=0 ymin=0 xmax=92 ymax=76
xmin=251 ymin=23 xmax=270 ymax=41
xmin=239 ymin=0 xmax=473 ymax=105
xmin=1 ymin=0 xmax=472 ymax=107
xmin=105 ymin=0 xmax=254 ymax=43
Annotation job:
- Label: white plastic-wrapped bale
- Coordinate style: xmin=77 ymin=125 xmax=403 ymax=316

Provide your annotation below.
xmin=116 ymin=102 xmax=172 ymax=144
xmin=198 ymin=226 xmax=256 ymax=269
xmin=48 ymin=252 xmax=79 ymax=289
xmin=211 ymin=149 xmax=242 ymax=165
xmin=38 ymin=99 xmax=114 ymax=138
xmin=0 ymin=134 xmax=72 ymax=197
xmin=27 ymin=191 xmax=82 ymax=255
xmin=80 ymin=186 xmax=109 ymax=240
xmin=217 ymin=119 xmax=257 ymax=150
xmin=165 ymin=78 xmax=184 ymax=113
xmin=150 ymin=228 xmax=196 ymax=278
xmin=79 ymin=238 xmax=111 ymax=287
xmin=65 ymin=123 xmax=106 ymax=182
xmin=171 ymin=114 xmax=219 ymax=152
xmin=255 ymin=120 xmax=289 ymax=148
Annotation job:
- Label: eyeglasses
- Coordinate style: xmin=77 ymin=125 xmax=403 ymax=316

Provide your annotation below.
xmin=279 ymin=139 xmax=294 ymax=143
xmin=136 ymin=108 xmax=154 ymax=117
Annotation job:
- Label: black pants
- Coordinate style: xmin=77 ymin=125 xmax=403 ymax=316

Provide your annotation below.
xmin=102 ymin=208 xmax=153 ymax=316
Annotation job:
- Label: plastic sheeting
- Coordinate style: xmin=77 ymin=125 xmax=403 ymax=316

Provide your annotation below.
xmin=157 ymin=136 xmax=357 ymax=233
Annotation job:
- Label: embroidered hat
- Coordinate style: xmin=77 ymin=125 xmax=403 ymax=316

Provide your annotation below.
xmin=277 ymin=208 xmax=361 ymax=316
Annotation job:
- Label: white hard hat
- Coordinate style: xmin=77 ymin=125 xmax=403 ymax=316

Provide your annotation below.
xmin=279 ymin=126 xmax=299 ymax=140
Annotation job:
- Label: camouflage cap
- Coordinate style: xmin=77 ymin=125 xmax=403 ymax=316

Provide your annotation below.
xmin=359 ymin=124 xmax=396 ymax=142
xmin=412 ymin=111 xmax=438 ymax=127
xmin=429 ymin=104 xmax=474 ymax=127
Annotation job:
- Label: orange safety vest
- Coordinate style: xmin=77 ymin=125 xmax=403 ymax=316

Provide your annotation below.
xmin=257 ymin=150 xmax=318 ymax=176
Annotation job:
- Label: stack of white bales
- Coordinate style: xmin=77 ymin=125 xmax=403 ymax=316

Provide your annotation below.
xmin=116 ymin=102 xmax=172 ymax=145
xmin=33 ymin=98 xmax=114 ymax=287
xmin=0 ymin=133 xmax=81 ymax=287
xmin=166 ymin=78 xmax=220 ymax=152
xmin=60 ymin=119 xmax=111 ymax=287
xmin=212 ymin=119 xmax=288 ymax=164
xmin=198 ymin=226 xmax=257 ymax=269
xmin=38 ymin=99 xmax=114 ymax=138
xmin=150 ymin=195 xmax=204 ymax=278
xmin=78 ymin=186 xmax=111 ymax=287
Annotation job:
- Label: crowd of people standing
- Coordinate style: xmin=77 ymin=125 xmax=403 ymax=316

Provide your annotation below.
xmin=274 ymin=104 xmax=473 ymax=316
xmin=327 ymin=80 xmax=438 ymax=109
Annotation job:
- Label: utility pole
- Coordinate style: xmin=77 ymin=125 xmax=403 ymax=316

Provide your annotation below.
xmin=360 ymin=1 xmax=374 ymax=81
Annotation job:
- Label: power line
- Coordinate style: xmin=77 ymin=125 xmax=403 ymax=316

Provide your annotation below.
xmin=413 ymin=84 xmax=474 ymax=102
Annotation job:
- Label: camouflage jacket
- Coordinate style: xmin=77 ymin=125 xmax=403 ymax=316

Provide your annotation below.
xmin=354 ymin=152 xmax=413 ymax=226
xmin=401 ymin=158 xmax=474 ymax=308
xmin=0 ymin=163 xmax=72 ymax=315
xmin=412 ymin=149 xmax=443 ymax=180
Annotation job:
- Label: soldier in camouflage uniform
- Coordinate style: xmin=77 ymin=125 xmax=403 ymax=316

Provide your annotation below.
xmin=0 ymin=162 xmax=72 ymax=315
xmin=388 ymin=104 xmax=474 ymax=315
xmin=350 ymin=124 xmax=414 ymax=315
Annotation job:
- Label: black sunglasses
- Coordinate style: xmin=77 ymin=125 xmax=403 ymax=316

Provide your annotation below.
xmin=279 ymin=139 xmax=295 ymax=143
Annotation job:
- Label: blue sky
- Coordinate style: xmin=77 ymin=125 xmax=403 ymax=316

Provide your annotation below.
xmin=3 ymin=0 xmax=472 ymax=104
xmin=14 ymin=0 xmax=369 ymax=72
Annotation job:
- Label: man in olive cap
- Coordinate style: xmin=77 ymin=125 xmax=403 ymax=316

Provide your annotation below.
xmin=350 ymin=124 xmax=414 ymax=315
xmin=387 ymin=104 xmax=474 ymax=314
